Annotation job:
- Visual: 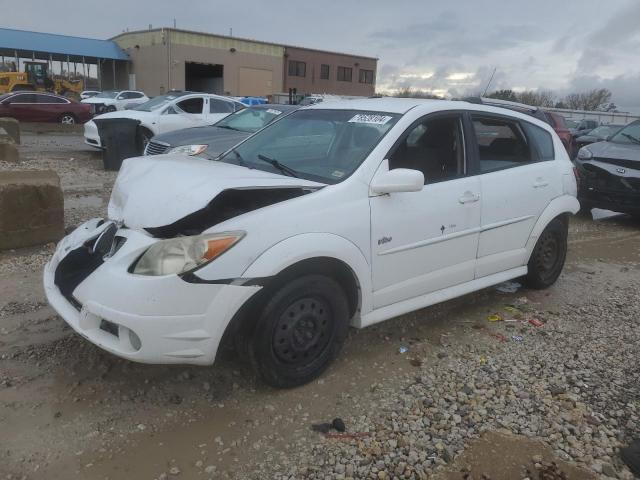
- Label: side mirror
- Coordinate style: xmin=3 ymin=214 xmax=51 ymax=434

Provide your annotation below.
xmin=371 ymin=168 xmax=424 ymax=195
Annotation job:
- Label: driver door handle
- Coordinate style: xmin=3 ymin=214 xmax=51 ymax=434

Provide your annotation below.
xmin=533 ymin=178 xmax=549 ymax=188
xmin=459 ymin=191 xmax=480 ymax=204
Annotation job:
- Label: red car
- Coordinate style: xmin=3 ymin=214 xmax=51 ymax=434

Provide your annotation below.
xmin=544 ymin=111 xmax=575 ymax=157
xmin=0 ymin=92 xmax=92 ymax=124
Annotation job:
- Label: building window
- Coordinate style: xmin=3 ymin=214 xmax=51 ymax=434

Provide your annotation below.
xmin=288 ymin=60 xmax=306 ymax=77
xmin=320 ymin=64 xmax=330 ymax=80
xmin=359 ymin=69 xmax=374 ymax=84
xmin=337 ymin=66 xmax=352 ymax=82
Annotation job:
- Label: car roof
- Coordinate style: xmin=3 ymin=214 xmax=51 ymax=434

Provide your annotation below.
xmin=305 ymin=97 xmax=555 ymax=131
xmin=249 ymin=104 xmax=298 ymax=111
xmin=305 ymin=97 xmax=460 ymax=114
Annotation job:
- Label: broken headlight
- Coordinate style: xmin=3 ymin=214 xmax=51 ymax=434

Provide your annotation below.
xmin=132 ymin=231 xmax=244 ymax=276
xmin=577 ymin=147 xmax=593 ymax=160
xmin=168 ymin=144 xmax=208 ymax=156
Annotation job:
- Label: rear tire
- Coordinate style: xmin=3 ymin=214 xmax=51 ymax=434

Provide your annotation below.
xmin=249 ymin=275 xmax=349 ymax=388
xmin=525 ymin=217 xmax=568 ymax=289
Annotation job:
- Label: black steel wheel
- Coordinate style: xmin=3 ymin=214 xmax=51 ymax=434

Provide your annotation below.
xmin=525 ymin=217 xmax=568 ymax=289
xmin=249 ymin=275 xmax=349 ymax=388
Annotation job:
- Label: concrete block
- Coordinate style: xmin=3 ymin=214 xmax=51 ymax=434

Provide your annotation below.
xmin=0 ymin=138 xmax=19 ymax=163
xmin=0 ymin=117 xmax=20 ymax=144
xmin=0 ymin=170 xmax=64 ymax=250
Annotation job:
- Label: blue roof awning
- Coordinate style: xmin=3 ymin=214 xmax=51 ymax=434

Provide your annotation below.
xmin=0 ymin=28 xmax=128 ymax=63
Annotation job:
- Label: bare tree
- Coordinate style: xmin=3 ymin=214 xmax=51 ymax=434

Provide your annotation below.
xmin=394 ymin=87 xmax=443 ymax=99
xmin=516 ymin=90 xmax=555 ymax=107
xmin=563 ymin=89 xmax=613 ymax=111
xmin=487 ymin=89 xmax=518 ymax=101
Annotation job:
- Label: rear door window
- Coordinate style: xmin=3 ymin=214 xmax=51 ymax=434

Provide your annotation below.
xmin=471 ymin=116 xmax=531 ymax=172
xmin=36 ymin=94 xmax=66 ymax=104
xmin=522 ymin=122 xmax=554 ymax=161
xmin=176 ymin=97 xmax=204 ymax=114
xmin=210 ymin=99 xmax=234 ymax=114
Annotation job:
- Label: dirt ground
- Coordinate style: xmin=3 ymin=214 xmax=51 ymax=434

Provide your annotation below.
xmin=1 ymin=132 xmax=639 ymax=479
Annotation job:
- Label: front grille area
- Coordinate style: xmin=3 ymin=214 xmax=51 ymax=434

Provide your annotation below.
xmin=145 ymin=140 xmax=171 ymax=155
xmin=53 ymin=227 xmax=123 ymax=311
xmin=594 ymin=157 xmax=640 ymax=171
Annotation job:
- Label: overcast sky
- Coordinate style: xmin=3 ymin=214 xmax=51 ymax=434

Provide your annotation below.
xmin=4 ymin=0 xmax=640 ymax=110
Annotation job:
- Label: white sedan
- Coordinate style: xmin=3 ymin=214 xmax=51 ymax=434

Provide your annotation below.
xmin=84 ymin=92 xmax=245 ymax=148
xmin=47 ymin=98 xmax=578 ymax=388
xmin=81 ymin=90 xmax=149 ymax=114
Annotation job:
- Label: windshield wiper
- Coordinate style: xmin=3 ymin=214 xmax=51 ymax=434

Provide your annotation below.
xmin=257 ymin=154 xmax=300 ymax=178
xmin=231 ymin=148 xmax=251 ymax=168
xmin=217 ymin=125 xmax=242 ymax=131
xmin=622 ymin=133 xmax=640 ymax=145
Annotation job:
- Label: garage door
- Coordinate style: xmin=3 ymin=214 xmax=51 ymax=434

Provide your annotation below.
xmin=238 ymin=67 xmax=273 ymax=97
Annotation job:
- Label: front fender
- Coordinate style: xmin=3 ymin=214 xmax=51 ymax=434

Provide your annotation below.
xmin=241 ymin=233 xmax=372 ymax=324
xmin=525 ymin=194 xmax=579 ymax=257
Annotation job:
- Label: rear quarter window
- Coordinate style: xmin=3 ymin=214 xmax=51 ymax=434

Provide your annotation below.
xmin=522 ymin=122 xmax=555 ymax=161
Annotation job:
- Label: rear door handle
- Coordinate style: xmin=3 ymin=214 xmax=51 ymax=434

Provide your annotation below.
xmin=458 ymin=191 xmax=480 ymax=204
xmin=533 ymin=178 xmax=549 ymax=188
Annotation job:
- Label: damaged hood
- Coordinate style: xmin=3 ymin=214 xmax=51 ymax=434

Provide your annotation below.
xmin=108 ymin=155 xmax=324 ymax=230
xmin=586 ymin=141 xmax=640 ymax=162
xmin=91 ymin=109 xmax=156 ymax=122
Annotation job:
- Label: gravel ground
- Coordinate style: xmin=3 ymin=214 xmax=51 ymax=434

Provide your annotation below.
xmin=265 ymin=281 xmax=639 ymax=480
xmin=1 ymin=130 xmax=639 ymax=480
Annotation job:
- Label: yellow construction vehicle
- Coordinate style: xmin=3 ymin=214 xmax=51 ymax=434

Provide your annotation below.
xmin=0 ymin=62 xmax=83 ymax=99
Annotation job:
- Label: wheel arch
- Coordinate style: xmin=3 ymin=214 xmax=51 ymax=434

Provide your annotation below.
xmin=217 ymin=234 xmax=372 ymax=359
xmin=525 ymin=194 xmax=578 ymax=260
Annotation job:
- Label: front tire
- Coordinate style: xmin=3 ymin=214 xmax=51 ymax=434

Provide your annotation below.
xmin=525 ymin=217 xmax=568 ymax=289
xmin=106 ymin=105 xmax=116 ymax=112
xmin=249 ymin=275 xmax=349 ymax=388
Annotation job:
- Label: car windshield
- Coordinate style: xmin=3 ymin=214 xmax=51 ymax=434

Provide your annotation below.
xmin=590 ymin=126 xmax=616 ymax=137
xmin=610 ymin=121 xmax=640 ymax=145
xmin=133 ymin=94 xmax=182 ymax=112
xmin=218 ymin=109 xmax=400 ymax=184
xmin=565 ymin=119 xmax=580 ymax=128
xmin=215 ymin=107 xmax=286 ymax=133
xmin=94 ymin=91 xmax=119 ymax=99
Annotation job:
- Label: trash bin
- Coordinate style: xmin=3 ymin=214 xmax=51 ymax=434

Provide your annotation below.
xmin=94 ymin=118 xmax=142 ymax=171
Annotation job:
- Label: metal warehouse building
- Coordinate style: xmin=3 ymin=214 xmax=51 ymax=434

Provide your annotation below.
xmin=111 ymin=28 xmax=377 ymax=98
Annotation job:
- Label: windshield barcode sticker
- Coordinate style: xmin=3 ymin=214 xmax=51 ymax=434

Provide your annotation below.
xmin=348 ymin=114 xmax=392 ymax=125
xmin=266 ymin=109 xmax=282 ymax=115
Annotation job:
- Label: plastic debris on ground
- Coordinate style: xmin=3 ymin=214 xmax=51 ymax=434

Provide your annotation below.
xmin=529 ymin=318 xmax=544 ymax=327
xmin=495 ymin=280 xmax=522 ymax=294
xmin=511 ymin=335 xmax=524 ymax=342
xmin=399 ymin=345 xmax=409 ymax=354
xmin=490 ymin=332 xmax=507 ymax=342
xmin=311 ymin=417 xmax=346 ymax=435
xmin=487 ymin=313 xmax=503 ymax=322
xmin=503 ymin=305 xmax=523 ymax=316
xmin=409 ymin=358 xmax=422 ymax=367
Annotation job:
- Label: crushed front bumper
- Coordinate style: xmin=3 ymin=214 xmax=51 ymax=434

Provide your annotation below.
xmin=43 ymin=219 xmax=260 ymax=365
xmin=575 ymin=159 xmax=640 ymax=215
